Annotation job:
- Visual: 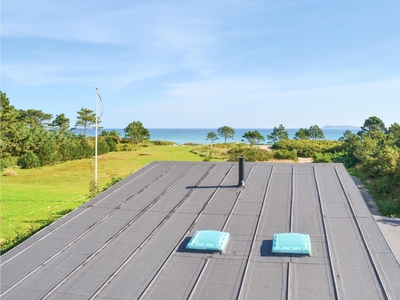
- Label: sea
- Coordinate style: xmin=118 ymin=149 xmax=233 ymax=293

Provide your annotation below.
xmin=85 ymin=128 xmax=359 ymax=145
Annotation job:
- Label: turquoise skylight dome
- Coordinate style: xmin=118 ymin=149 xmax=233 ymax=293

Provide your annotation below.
xmin=272 ymin=233 xmax=311 ymax=256
xmin=186 ymin=230 xmax=230 ymax=252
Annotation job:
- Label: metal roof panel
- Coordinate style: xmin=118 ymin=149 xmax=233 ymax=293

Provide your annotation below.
xmin=2 ymin=162 xmax=399 ymax=299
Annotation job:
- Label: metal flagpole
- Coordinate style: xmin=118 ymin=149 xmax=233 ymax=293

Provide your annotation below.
xmin=95 ymin=88 xmax=98 ymax=194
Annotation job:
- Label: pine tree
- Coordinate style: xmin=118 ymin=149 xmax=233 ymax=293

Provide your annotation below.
xmin=75 ymin=107 xmax=97 ymax=137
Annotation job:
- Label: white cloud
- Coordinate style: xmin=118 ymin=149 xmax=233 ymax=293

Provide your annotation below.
xmin=2 ymin=1 xmax=228 ymax=88
xmin=2 ymin=0 xmax=399 ymax=128
xmin=110 ymin=73 xmax=400 ymax=128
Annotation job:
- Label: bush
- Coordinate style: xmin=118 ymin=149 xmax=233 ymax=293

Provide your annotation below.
xmin=152 ymin=140 xmax=175 ymax=146
xmin=106 ymin=137 xmax=118 ymax=152
xmin=0 ymin=155 xmax=18 ymax=170
xmin=97 ymin=140 xmax=110 ymax=155
xmin=79 ymin=138 xmax=94 ymax=158
xmin=349 ymin=167 xmax=400 ymax=218
xmin=57 ymin=134 xmax=93 ymax=161
xmin=36 ymin=141 xmax=57 ymax=166
xmin=376 ymin=198 xmax=400 ymax=217
xmin=332 ymin=154 xmax=358 ymax=167
xmin=191 ymin=145 xmax=228 ymax=159
xmin=116 ymin=144 xmax=141 ymax=152
xmin=57 ymin=141 xmax=74 ymax=161
xmin=102 ymin=177 xmax=124 ymax=191
xmin=227 ymin=145 xmax=272 ymax=162
xmin=273 ymin=140 xmax=344 ymax=157
xmin=214 ymin=143 xmax=237 ymax=149
xmin=313 ymin=151 xmax=349 ymax=164
xmin=18 ymin=151 xmax=41 ymax=169
xmin=273 ymin=150 xmax=298 ymax=161
xmin=313 ymin=153 xmax=332 ymax=163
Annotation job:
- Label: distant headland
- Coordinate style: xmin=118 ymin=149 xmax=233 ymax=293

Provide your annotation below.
xmin=323 ymin=125 xmax=360 ymax=130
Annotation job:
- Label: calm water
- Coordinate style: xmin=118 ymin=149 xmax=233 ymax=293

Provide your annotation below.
xmin=85 ymin=128 xmax=359 ymax=145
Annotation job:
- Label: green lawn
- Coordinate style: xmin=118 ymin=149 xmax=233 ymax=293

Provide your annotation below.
xmin=1 ymin=145 xmax=214 ymax=253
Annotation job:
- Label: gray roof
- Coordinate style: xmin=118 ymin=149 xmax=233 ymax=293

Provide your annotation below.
xmin=1 ymin=162 xmax=400 ymax=299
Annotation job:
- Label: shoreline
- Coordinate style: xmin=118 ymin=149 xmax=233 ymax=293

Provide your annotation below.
xmin=84 ymin=128 xmax=358 ymax=145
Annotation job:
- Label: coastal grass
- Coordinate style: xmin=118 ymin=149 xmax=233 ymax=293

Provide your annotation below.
xmin=347 ymin=167 xmax=400 ymax=217
xmin=1 ymin=145 xmax=217 ymax=253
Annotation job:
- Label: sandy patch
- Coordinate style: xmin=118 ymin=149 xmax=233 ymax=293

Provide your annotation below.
xmin=298 ymin=157 xmax=313 ymax=163
xmin=258 ymin=145 xmax=273 ymax=151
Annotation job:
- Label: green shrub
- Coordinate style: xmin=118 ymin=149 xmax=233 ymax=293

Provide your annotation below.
xmin=273 ymin=140 xmax=344 ymax=157
xmin=273 ymin=150 xmax=298 ymax=161
xmin=152 ymin=140 xmax=175 ymax=146
xmin=332 ymin=154 xmax=358 ymax=167
xmin=102 ymin=177 xmax=124 ymax=191
xmin=18 ymin=151 xmax=41 ymax=169
xmin=57 ymin=141 xmax=74 ymax=161
xmin=349 ymin=167 xmax=400 ymax=217
xmin=116 ymin=144 xmax=141 ymax=152
xmin=97 ymin=140 xmax=110 ymax=155
xmin=36 ymin=141 xmax=57 ymax=166
xmin=313 ymin=153 xmax=332 ymax=163
xmin=191 ymin=145 xmax=228 ymax=159
xmin=313 ymin=151 xmax=350 ymax=164
xmin=106 ymin=137 xmax=118 ymax=152
xmin=0 ymin=155 xmax=18 ymax=170
xmin=376 ymin=198 xmax=400 ymax=217
xmin=58 ymin=135 xmax=93 ymax=160
xmin=214 ymin=143 xmax=237 ymax=149
xmin=227 ymin=145 xmax=272 ymax=162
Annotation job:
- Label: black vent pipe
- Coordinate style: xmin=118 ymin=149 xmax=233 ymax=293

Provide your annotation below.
xmin=238 ymin=156 xmax=245 ymax=187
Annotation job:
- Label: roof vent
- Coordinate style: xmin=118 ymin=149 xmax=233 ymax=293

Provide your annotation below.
xmin=272 ymin=233 xmax=312 ymax=256
xmin=186 ymin=230 xmax=230 ymax=253
xmin=238 ymin=156 xmax=245 ymax=187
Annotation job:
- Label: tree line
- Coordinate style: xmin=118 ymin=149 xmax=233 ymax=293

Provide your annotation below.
xmin=0 ymin=91 xmax=151 ymax=169
xmin=206 ymin=124 xmax=325 ymax=145
xmin=1 ymin=91 xmax=398 ymax=215
xmin=206 ymin=118 xmax=399 ymax=216
xmin=339 ymin=117 xmax=400 ymax=215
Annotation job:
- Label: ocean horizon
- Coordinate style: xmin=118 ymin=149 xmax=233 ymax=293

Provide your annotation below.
xmin=83 ymin=128 xmax=360 ymax=145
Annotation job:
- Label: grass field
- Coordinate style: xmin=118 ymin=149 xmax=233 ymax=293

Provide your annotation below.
xmin=4 ymin=143 xmax=396 ymax=253
xmin=1 ymin=145 xmax=214 ymax=253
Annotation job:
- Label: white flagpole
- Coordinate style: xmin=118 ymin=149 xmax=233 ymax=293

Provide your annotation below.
xmin=95 ymin=88 xmax=98 ymax=194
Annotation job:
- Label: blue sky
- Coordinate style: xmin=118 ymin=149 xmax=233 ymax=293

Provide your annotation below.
xmin=2 ymin=0 xmax=399 ymax=128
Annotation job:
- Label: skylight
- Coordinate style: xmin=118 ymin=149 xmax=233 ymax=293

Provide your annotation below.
xmin=272 ymin=233 xmax=311 ymax=256
xmin=186 ymin=230 xmax=230 ymax=252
